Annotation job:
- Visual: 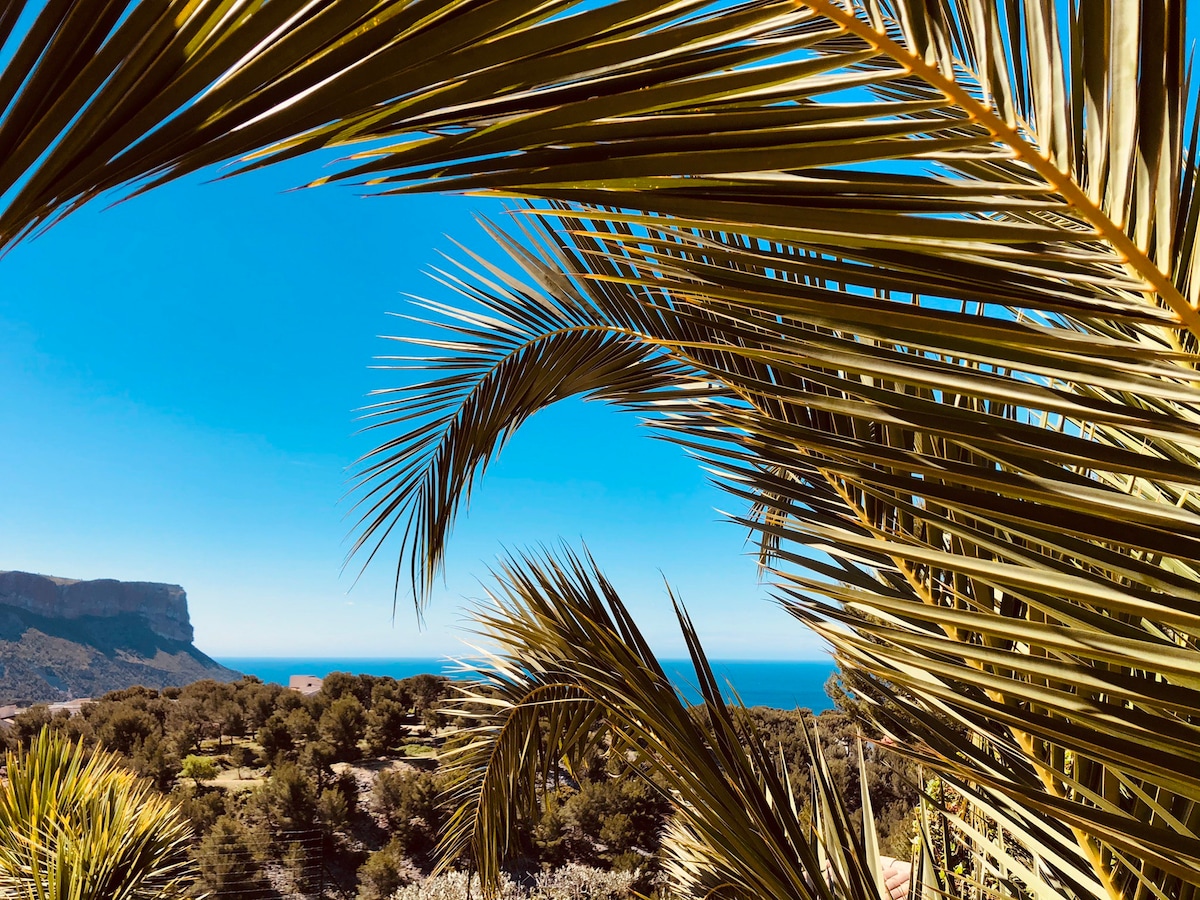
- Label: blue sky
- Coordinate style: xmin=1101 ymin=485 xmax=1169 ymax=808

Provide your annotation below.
xmin=0 ymin=157 xmax=828 ymax=661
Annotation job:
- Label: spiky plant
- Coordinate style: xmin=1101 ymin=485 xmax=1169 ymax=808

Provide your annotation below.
xmin=438 ymin=547 xmax=903 ymax=900
xmin=0 ymin=729 xmax=195 ymax=900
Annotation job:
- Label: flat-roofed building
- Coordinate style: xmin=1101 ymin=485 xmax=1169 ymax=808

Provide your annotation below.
xmin=289 ymin=675 xmax=323 ymax=696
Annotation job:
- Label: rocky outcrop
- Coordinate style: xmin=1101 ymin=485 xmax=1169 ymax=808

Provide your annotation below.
xmin=0 ymin=571 xmax=192 ymax=642
xmin=0 ymin=571 xmax=240 ymax=705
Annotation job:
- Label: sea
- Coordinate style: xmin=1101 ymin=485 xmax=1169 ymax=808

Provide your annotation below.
xmin=216 ymin=657 xmax=838 ymax=712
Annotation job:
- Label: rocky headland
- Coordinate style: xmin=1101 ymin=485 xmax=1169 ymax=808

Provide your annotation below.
xmin=0 ymin=570 xmax=240 ymax=704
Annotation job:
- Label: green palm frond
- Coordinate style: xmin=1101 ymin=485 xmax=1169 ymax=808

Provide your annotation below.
xmin=439 ymin=545 xmax=906 ymax=900
xmin=3 ymin=0 xmax=797 ymax=251
xmin=11 ymin=0 xmax=1199 ymax=362
xmin=0 ymin=729 xmax=195 ymax=900
xmin=347 ymin=213 xmax=734 ymax=601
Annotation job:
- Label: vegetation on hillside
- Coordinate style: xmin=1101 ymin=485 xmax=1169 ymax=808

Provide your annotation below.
xmin=5 ymin=672 xmax=886 ymax=898
xmin=0 ymin=606 xmax=237 ymax=704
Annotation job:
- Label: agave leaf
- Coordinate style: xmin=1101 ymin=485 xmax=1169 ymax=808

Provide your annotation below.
xmin=0 ymin=730 xmax=195 ymax=900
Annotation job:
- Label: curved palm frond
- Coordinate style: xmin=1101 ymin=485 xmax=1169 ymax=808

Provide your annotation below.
xmin=0 ymin=728 xmax=196 ymax=900
xmin=347 ymin=213 xmax=736 ymax=604
xmin=439 ymin=545 xmax=905 ymax=899
xmin=332 ymin=2 xmax=1200 ymax=898
xmin=0 ymin=0 xmax=397 ymax=248
xmin=1 ymin=0 xmax=812 ymax=252
xmin=354 ymin=181 xmax=1200 ymax=896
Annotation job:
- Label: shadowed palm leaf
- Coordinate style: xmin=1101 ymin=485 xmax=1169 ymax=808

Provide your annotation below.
xmin=440 ymin=546 xmax=905 ymax=900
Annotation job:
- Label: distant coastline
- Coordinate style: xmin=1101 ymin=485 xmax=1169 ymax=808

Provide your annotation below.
xmin=217 ymin=657 xmax=837 ymax=712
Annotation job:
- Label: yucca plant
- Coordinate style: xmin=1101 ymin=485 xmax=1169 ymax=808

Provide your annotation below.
xmin=0 ymin=729 xmax=195 ymax=900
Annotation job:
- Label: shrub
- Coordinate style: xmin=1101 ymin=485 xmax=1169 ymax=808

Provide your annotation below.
xmin=180 ymin=754 xmax=218 ymax=787
xmin=390 ymin=866 xmax=636 ymax=900
xmin=372 ymin=768 xmax=443 ymax=858
xmin=194 ymin=816 xmax=269 ymax=898
xmin=356 ymin=838 xmax=419 ymax=900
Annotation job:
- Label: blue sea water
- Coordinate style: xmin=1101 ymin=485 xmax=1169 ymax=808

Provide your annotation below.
xmin=216 ymin=657 xmax=837 ymax=712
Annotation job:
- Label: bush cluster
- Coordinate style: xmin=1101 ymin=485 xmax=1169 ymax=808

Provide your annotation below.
xmin=5 ymin=671 xmax=915 ymax=899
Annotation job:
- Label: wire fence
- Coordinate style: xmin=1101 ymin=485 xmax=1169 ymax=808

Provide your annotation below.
xmin=190 ymin=828 xmax=346 ymax=899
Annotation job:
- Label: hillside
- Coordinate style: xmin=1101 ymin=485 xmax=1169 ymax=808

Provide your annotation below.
xmin=0 ymin=571 xmax=239 ymax=704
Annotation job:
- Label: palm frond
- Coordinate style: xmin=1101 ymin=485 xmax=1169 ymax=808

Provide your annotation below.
xmin=354 ymin=188 xmax=1200 ymax=897
xmin=12 ymin=0 xmax=1199 ymax=367
xmin=550 ymin=204 xmax=1200 ymax=897
xmin=287 ymin=0 xmax=1200 ymax=346
xmin=347 ymin=213 xmax=734 ymax=605
xmin=2 ymin=0 xmax=767 ymax=251
xmin=439 ymin=545 xmax=906 ymax=899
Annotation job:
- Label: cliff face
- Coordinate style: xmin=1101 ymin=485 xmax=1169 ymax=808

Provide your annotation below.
xmin=0 ymin=571 xmax=192 ymax=643
xmin=0 ymin=571 xmax=239 ymax=705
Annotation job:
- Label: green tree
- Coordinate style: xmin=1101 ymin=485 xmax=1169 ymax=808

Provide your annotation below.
xmin=561 ymin=777 xmax=668 ymax=859
xmin=130 ymin=732 xmax=182 ymax=792
xmin=322 ymin=671 xmax=373 ymax=706
xmin=257 ymin=711 xmax=294 ymax=766
xmin=403 ymin=674 xmax=449 ymax=721
xmin=365 ymin=697 xmax=409 ymax=755
xmin=0 ymin=729 xmax=194 ymax=899
xmin=240 ymin=681 xmax=283 ymax=730
xmin=8 ymin=705 xmax=52 ymax=749
xmin=219 ymin=703 xmax=246 ymax=745
xmin=173 ymin=783 xmax=229 ymax=834
xmin=372 ymin=679 xmax=413 ymax=711
xmin=282 ymin=839 xmax=318 ymax=894
xmin=229 ymin=744 xmax=258 ymax=779
xmin=319 ymin=695 xmax=366 ymax=761
xmin=252 ymin=762 xmax=319 ymax=833
xmin=284 ymin=705 xmax=319 ymax=744
xmin=88 ymin=700 xmax=160 ymax=757
xmin=357 ymin=838 xmax=418 ymax=900
xmin=181 ymin=753 xmax=219 ymax=788
xmin=194 ymin=816 xmax=268 ymax=899
xmin=373 ymin=769 xmax=445 ymax=859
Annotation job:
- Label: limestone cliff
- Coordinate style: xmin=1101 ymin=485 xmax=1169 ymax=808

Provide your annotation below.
xmin=0 ymin=571 xmax=193 ymax=642
xmin=0 ymin=571 xmax=240 ymax=705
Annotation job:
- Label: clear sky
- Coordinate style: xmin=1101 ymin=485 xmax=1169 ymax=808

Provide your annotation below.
xmin=0 ymin=156 xmax=829 ymax=662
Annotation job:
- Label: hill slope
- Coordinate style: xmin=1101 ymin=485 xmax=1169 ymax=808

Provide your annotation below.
xmin=0 ymin=571 xmax=239 ymax=704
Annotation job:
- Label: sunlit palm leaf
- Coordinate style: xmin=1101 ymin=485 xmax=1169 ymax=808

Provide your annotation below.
xmin=547 ymin=203 xmax=1200 ymax=896
xmin=3 ymin=0 xmax=798 ymax=251
xmin=300 ymin=2 xmax=1200 ymax=898
xmin=288 ymin=0 xmax=1200 ymax=348
xmin=354 ymin=184 xmax=1200 ymax=897
xmin=347 ymin=213 xmax=733 ymax=600
xmin=12 ymin=0 xmax=1200 ymax=365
